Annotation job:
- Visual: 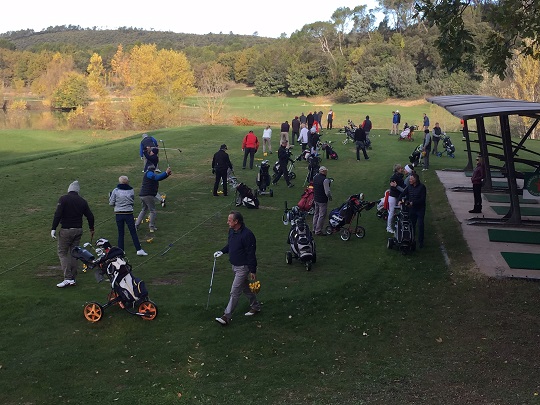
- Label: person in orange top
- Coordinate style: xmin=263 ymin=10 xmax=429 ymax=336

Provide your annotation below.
xmin=242 ymin=130 xmax=259 ymax=169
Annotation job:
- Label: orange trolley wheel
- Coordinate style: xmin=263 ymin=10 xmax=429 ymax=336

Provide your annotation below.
xmin=83 ymin=302 xmax=103 ymax=323
xmin=138 ymin=300 xmax=158 ymax=321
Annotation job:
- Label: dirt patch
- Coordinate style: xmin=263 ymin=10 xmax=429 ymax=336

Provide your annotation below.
xmin=149 ymin=278 xmax=182 ymax=285
xmin=36 ymin=266 xmax=61 ymax=278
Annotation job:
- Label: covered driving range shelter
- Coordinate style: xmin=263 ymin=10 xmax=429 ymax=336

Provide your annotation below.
xmin=426 ymin=95 xmax=540 ymax=226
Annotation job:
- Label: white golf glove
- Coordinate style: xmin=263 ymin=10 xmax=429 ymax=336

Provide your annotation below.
xmin=213 ymin=251 xmax=223 ymax=258
xmin=51 ymin=230 xmax=56 ymax=239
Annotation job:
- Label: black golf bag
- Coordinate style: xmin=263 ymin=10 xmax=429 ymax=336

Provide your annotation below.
xmin=387 ymin=203 xmax=416 ymax=254
xmin=321 ymin=142 xmax=338 ymax=160
xmin=437 ymin=134 xmax=455 ymax=158
xmin=409 ymin=144 xmax=423 ymax=167
xmin=306 ymin=154 xmax=321 ymax=184
xmin=235 ymin=182 xmax=260 ymax=209
xmin=283 ymin=205 xmax=316 ymax=271
xmin=255 ymin=160 xmax=273 ymax=196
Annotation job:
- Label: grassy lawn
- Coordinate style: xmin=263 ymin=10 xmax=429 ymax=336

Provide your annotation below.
xmin=1 ymin=113 xmax=540 ymax=404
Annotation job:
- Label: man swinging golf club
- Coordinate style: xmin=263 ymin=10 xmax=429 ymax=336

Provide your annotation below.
xmin=213 ymin=211 xmax=261 ymax=326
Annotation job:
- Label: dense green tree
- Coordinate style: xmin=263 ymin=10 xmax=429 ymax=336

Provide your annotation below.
xmin=51 ymin=72 xmax=89 ymax=108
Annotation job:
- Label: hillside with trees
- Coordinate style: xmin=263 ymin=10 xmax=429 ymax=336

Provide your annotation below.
xmin=0 ymin=1 xmax=539 ymax=135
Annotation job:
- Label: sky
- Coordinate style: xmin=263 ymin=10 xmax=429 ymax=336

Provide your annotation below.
xmin=2 ymin=0 xmax=380 ymax=38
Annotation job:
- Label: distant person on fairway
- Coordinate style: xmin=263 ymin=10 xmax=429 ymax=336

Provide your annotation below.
xmin=51 ymin=180 xmax=95 ymax=288
xmin=135 ymin=164 xmax=172 ymax=233
xmin=140 ymin=133 xmax=160 ymax=173
xmin=241 ymin=130 xmax=259 ymax=170
xmin=212 ymin=144 xmax=233 ymax=196
xmin=214 ymin=211 xmax=261 ymax=326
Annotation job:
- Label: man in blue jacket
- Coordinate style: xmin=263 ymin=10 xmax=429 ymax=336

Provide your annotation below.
xmin=135 ymin=165 xmax=172 ymax=233
xmin=214 ymin=211 xmax=261 ymax=326
xmin=140 ymin=133 xmax=160 ymax=173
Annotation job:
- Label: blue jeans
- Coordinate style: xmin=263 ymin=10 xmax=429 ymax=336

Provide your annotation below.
xmin=224 ymin=265 xmax=260 ymax=320
xmin=116 ymin=213 xmax=142 ymax=251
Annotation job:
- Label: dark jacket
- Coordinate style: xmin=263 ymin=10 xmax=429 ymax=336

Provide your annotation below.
xmin=212 ymin=149 xmax=233 ymax=172
xmin=291 ymin=118 xmax=300 ymax=132
xmin=278 ymin=145 xmax=291 ymax=164
xmin=139 ymin=170 xmax=170 ymax=197
xmin=307 ymin=113 xmax=314 ymax=128
xmin=221 ymin=224 xmax=257 ymax=272
xmin=354 ymin=127 xmax=367 ymax=142
xmin=299 ymin=114 xmax=307 ymax=124
xmin=399 ymin=182 xmax=427 ymax=210
xmin=313 ymin=173 xmax=330 ymax=203
xmin=280 ymin=122 xmax=290 ymax=132
xmin=389 ymin=172 xmax=405 ymax=198
xmin=140 ymin=136 xmax=158 ymax=157
xmin=52 ymin=192 xmax=95 ymax=230
xmin=362 ymin=119 xmax=372 ymax=132
xmin=471 ymin=163 xmax=485 ymax=185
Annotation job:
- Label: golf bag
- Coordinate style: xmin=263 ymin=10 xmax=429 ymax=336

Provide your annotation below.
xmin=376 ymin=190 xmax=390 ymax=220
xmin=409 ymin=144 xmax=423 ymax=167
xmin=297 ymin=182 xmax=314 ymax=213
xmin=340 ymin=120 xmax=357 ymax=144
xmin=255 ymin=160 xmax=273 ymax=196
xmin=437 ymin=134 xmax=455 ymax=158
xmin=321 ymin=142 xmax=338 ymax=160
xmin=306 ymin=154 xmax=321 ymax=184
xmin=227 ymin=168 xmax=239 ymax=191
xmin=387 ymin=203 xmax=416 ymax=254
xmin=329 ymin=195 xmax=362 ymax=229
xmin=283 ymin=205 xmax=316 ymax=271
xmin=235 ymin=182 xmax=259 ymax=209
xmin=73 ymin=246 xmax=148 ymax=305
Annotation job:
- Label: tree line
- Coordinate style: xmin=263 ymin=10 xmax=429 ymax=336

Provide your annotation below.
xmin=0 ymin=1 xmax=538 ymax=133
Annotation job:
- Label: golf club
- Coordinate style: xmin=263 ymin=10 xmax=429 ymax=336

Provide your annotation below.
xmin=206 ymin=256 xmax=217 ymax=310
xmin=160 ymin=139 xmax=171 ymax=168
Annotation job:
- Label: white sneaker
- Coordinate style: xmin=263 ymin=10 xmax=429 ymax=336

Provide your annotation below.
xmin=137 ymin=249 xmax=148 ymax=256
xmin=57 ymin=279 xmax=76 ymax=288
xmin=386 ymin=228 xmax=395 ymax=234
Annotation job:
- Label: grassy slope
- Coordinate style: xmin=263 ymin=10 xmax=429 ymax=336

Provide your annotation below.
xmin=1 ymin=122 xmax=540 ymax=404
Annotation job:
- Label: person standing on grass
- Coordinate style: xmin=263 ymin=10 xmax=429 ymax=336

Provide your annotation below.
xmin=391 ymin=111 xmax=399 ymax=135
xmin=272 ymin=139 xmax=294 ymax=188
xmin=280 ymin=120 xmax=290 ymax=144
xmin=214 ymin=211 xmax=261 ymax=326
xmin=109 ymin=176 xmax=147 ymax=256
xmin=354 ymin=125 xmax=369 ymax=161
xmin=140 ymin=133 xmax=160 ymax=173
xmin=262 ymin=125 xmax=272 ymax=154
xmin=469 ymin=156 xmax=485 ymax=214
xmin=422 ymin=129 xmax=431 ymax=171
xmin=298 ymin=123 xmax=309 ymax=151
xmin=291 ymin=116 xmax=300 ymax=146
xmin=398 ymin=172 xmax=427 ymax=248
xmin=423 ymin=113 xmax=430 ymax=131
xmin=387 ymin=164 xmax=406 ymax=234
xmin=312 ymin=166 xmax=332 ymax=236
xmin=212 ymin=144 xmax=233 ymax=196
xmin=327 ymin=109 xmax=334 ymax=129
xmin=135 ymin=164 xmax=172 ymax=233
xmin=242 ymin=130 xmax=259 ymax=169
xmin=432 ymin=122 xmax=443 ymax=155
xmin=361 ymin=115 xmax=372 ymax=142
xmin=51 ymin=180 xmax=95 ymax=288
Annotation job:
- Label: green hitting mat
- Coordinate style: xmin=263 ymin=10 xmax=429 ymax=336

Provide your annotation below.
xmin=501 ymin=252 xmax=540 ymax=270
xmin=484 ymin=194 xmax=539 ymax=204
xmin=488 ymin=229 xmax=540 ymax=244
xmin=491 ymin=206 xmax=540 ymax=216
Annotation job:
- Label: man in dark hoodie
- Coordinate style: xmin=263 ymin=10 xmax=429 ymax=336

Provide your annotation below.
xmin=51 ymin=180 xmax=95 ymax=288
xmin=135 ymin=165 xmax=172 ymax=233
xmin=109 ymin=175 xmax=147 ymax=256
xmin=212 ymin=144 xmax=233 ymax=196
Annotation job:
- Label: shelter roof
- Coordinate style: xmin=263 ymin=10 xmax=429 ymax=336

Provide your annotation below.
xmin=426 ymin=95 xmax=540 ymax=120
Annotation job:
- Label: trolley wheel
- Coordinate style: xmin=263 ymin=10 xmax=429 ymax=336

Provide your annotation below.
xmin=290 ymin=171 xmax=296 ymax=180
xmin=270 ymin=189 xmax=274 ymax=197
xmin=138 ymin=300 xmax=158 ymax=321
xmin=83 ymin=302 xmax=103 ymax=323
xmin=306 ymin=262 xmax=312 ymax=271
xmin=450 ymin=153 xmax=455 ymax=158
xmin=340 ymin=228 xmax=351 ymax=241
xmin=325 ymin=225 xmax=333 ymax=235
xmin=355 ymin=226 xmax=366 ymax=239
xmin=387 ymin=238 xmax=394 ymax=249
xmin=286 ymin=251 xmax=292 ymax=264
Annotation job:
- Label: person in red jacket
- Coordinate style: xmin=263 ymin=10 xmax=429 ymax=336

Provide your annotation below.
xmin=242 ymin=130 xmax=259 ymax=169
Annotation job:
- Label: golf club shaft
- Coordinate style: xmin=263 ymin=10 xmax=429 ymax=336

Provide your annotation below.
xmin=206 ymin=257 xmax=217 ymax=310
xmin=160 ymin=140 xmax=171 ymax=168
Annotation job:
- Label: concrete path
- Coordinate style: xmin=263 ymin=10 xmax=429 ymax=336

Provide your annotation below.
xmin=436 ymin=170 xmax=540 ymax=279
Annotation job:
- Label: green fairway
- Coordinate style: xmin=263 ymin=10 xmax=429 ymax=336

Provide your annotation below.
xmin=2 ymin=103 xmax=540 ymax=404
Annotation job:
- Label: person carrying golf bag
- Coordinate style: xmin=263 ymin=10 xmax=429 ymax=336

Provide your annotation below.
xmin=212 ymin=144 xmax=233 ymax=196
xmin=213 ymin=211 xmax=261 ymax=326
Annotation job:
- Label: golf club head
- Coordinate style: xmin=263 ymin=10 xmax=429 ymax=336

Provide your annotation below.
xmin=83 ymin=242 xmax=92 ymax=248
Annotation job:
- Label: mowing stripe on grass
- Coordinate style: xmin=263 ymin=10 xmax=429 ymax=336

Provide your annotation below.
xmin=501 ymin=252 xmax=540 ymax=270
xmin=488 ymin=229 xmax=540 ymax=244
xmin=491 ymin=206 xmax=540 ymax=216
xmin=484 ymin=194 xmax=538 ymax=204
